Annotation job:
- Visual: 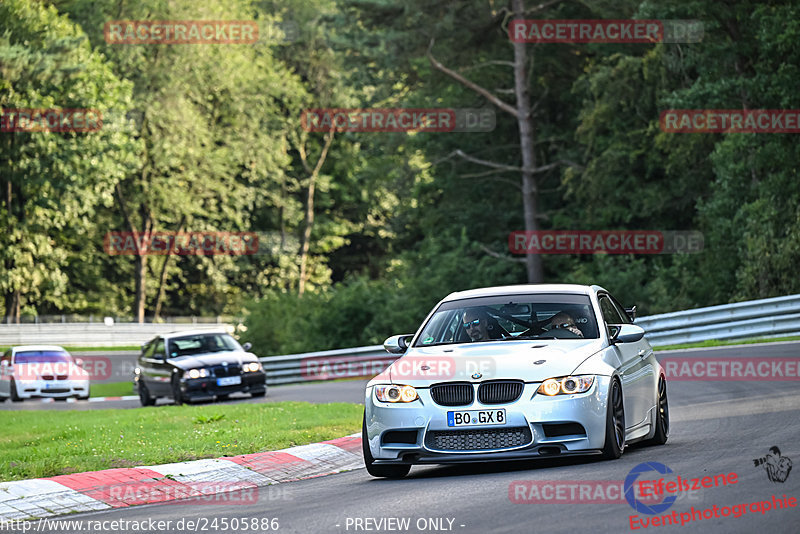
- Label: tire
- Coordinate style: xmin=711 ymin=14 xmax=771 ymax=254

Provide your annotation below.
xmin=171 ymin=377 xmax=185 ymax=405
xmin=138 ymin=381 xmax=156 ymax=407
xmin=362 ymin=413 xmax=411 ymax=478
xmin=251 ymin=389 xmax=266 ymax=398
xmin=10 ymin=379 xmax=22 ymax=402
xmin=601 ymin=378 xmax=625 ymax=460
xmin=642 ymin=376 xmax=669 ymax=446
xmin=217 ymin=394 xmax=230 ymax=401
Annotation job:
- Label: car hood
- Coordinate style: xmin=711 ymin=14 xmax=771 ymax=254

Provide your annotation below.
xmin=166 ymin=351 xmax=259 ymax=370
xmin=13 ymin=362 xmax=89 ymax=380
xmin=369 ymin=339 xmax=604 ymax=387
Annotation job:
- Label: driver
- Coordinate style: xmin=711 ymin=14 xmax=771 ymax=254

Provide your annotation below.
xmin=546 ymin=312 xmax=584 ymax=338
xmin=462 ymin=309 xmax=490 ymax=341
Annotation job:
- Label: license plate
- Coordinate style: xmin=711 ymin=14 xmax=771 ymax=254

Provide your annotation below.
xmin=447 ymin=409 xmax=506 ymax=427
xmin=217 ymin=376 xmax=241 ymax=387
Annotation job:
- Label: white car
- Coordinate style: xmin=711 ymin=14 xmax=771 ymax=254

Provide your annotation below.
xmin=363 ymin=284 xmax=668 ymax=478
xmin=0 ymin=345 xmax=91 ymax=402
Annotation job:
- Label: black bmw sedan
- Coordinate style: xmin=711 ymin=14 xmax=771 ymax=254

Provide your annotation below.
xmin=134 ymin=329 xmax=267 ymax=406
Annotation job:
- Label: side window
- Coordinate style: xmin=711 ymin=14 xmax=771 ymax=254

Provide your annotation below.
xmin=609 ymin=295 xmax=632 ymax=324
xmin=154 ymin=340 xmax=166 ymax=358
xmin=599 ymin=296 xmax=624 ymax=325
xmin=142 ymin=340 xmax=156 ymax=359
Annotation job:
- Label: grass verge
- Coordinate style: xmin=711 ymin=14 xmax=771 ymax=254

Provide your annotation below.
xmin=654 ymin=335 xmax=800 ymax=351
xmin=0 ymin=401 xmax=362 ymax=482
xmin=90 ymin=381 xmax=136 ymax=398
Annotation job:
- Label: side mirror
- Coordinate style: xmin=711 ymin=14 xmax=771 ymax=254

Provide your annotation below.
xmin=383 ymin=334 xmax=414 ymax=354
xmin=0 ymin=360 xmax=8 ymax=367
xmin=154 ymin=353 xmax=165 ymax=360
xmin=75 ymin=358 xmax=85 ymax=367
xmin=242 ymin=342 xmax=252 ymax=352
xmin=610 ymin=324 xmax=645 ymax=344
xmin=625 ymin=306 xmax=637 ymax=322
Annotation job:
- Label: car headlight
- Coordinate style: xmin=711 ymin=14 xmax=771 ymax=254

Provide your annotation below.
xmin=537 ymin=376 xmax=595 ymax=396
xmin=184 ymin=368 xmax=209 ymax=379
xmin=374 ymin=384 xmax=418 ymax=403
xmin=243 ymin=362 xmax=263 ymax=373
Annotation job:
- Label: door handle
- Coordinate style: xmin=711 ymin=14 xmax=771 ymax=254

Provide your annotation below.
xmin=638 ymin=349 xmax=647 ymax=358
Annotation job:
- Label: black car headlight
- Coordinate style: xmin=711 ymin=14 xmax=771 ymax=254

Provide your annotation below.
xmin=374 ymin=384 xmax=418 ymax=403
xmin=184 ymin=368 xmax=209 ymax=379
xmin=537 ymin=375 xmax=595 ymax=396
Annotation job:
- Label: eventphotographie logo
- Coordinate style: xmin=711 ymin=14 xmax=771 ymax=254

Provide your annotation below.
xmin=753 ymin=446 xmax=793 ymax=483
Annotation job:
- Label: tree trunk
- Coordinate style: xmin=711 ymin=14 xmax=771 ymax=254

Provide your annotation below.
xmin=297 ymin=129 xmax=335 ymax=296
xmin=512 ymin=0 xmax=543 ymax=283
xmin=153 ymin=217 xmax=185 ymax=321
xmin=297 ymin=176 xmax=316 ymax=296
xmin=3 ymin=138 xmax=21 ymax=322
xmin=134 ymin=253 xmax=148 ymax=323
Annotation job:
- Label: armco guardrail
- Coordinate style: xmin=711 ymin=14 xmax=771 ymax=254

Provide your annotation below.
xmin=635 ymin=294 xmax=800 ymax=346
xmin=261 ymin=345 xmax=392 ymax=385
xmin=0 ymin=321 xmax=233 ymax=347
xmin=260 ymin=293 xmax=800 ymax=385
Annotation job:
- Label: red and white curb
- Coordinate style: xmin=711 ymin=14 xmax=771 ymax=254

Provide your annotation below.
xmin=0 ymin=434 xmax=362 ymax=521
xmin=33 ymin=396 xmax=139 ymax=403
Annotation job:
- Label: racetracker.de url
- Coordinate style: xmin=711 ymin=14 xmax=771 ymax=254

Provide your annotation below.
xmin=0 ymin=517 xmax=279 ymax=533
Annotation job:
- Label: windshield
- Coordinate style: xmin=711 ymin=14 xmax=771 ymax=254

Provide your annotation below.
xmin=414 ymin=293 xmax=599 ymax=347
xmin=14 ymin=350 xmax=72 ymax=364
xmin=167 ymin=334 xmax=242 ymax=357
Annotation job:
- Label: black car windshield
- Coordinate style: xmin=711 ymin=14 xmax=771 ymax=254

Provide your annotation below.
xmin=167 ymin=334 xmax=242 ymax=357
xmin=414 ymin=293 xmax=600 ymax=347
xmin=14 ymin=350 xmax=72 ymax=364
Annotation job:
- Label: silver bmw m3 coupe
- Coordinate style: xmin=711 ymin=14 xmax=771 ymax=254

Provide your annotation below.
xmin=363 ymin=284 xmax=669 ymax=478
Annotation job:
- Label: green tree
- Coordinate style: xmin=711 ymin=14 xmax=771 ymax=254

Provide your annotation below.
xmin=0 ymin=0 xmax=138 ymax=320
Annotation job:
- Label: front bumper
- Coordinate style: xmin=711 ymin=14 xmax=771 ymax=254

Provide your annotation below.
xmin=15 ymin=379 xmax=89 ymax=399
xmin=179 ymin=371 xmax=266 ymax=400
xmin=364 ymin=376 xmax=611 ymax=464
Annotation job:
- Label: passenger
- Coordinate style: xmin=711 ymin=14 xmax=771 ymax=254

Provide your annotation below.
xmin=546 ymin=312 xmax=584 ymax=338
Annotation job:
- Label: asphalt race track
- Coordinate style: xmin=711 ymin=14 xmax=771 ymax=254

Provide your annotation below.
xmin=2 ymin=342 xmax=800 ymax=533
